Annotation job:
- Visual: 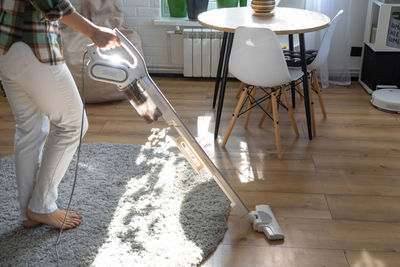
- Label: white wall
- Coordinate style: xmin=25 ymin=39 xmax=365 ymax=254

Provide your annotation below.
xmin=71 ymin=0 xmax=369 ymax=75
xmin=350 ymin=0 xmax=369 ymax=74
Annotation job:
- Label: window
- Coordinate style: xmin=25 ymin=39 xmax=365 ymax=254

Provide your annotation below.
xmin=161 ymin=0 xmax=217 ymax=18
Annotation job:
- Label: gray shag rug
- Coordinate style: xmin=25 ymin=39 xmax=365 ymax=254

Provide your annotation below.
xmin=0 ymin=141 xmax=230 ymax=266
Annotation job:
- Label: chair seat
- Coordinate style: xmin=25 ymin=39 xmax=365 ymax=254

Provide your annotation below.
xmin=283 ymin=49 xmax=318 ymax=67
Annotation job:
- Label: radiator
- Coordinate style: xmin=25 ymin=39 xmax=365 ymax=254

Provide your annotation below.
xmin=182 ymin=28 xmax=223 ymax=77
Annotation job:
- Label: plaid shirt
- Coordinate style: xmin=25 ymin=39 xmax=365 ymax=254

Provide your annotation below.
xmin=0 ymin=0 xmax=75 ymax=65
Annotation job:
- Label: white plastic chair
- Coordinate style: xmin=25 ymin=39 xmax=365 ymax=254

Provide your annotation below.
xmin=289 ymin=10 xmax=344 ymax=119
xmin=234 ymin=0 xmax=306 ymax=99
xmin=222 ymin=26 xmax=302 ymax=159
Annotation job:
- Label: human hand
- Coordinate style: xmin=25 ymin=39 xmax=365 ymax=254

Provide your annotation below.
xmin=90 ymin=26 xmax=120 ymax=49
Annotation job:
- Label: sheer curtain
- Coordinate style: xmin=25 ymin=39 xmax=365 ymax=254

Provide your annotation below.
xmin=305 ymin=0 xmax=352 ymax=88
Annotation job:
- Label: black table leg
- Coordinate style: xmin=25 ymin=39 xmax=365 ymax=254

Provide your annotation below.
xmin=214 ymin=32 xmax=234 ymax=140
xmin=299 ymin=33 xmax=312 ymax=140
xmin=289 ymin=34 xmax=295 ymax=108
xmin=212 ymin=32 xmax=228 ymax=108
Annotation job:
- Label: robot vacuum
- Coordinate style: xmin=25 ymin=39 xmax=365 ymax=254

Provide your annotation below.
xmin=371 ymin=89 xmax=400 ymax=113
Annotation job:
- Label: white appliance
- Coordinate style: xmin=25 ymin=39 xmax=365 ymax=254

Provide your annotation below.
xmin=371 ymin=88 xmax=400 ymax=113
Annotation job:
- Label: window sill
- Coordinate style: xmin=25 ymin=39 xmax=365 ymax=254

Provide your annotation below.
xmin=153 ymin=17 xmax=202 ymax=27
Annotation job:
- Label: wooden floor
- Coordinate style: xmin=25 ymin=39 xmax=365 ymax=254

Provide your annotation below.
xmin=1 ymin=77 xmax=400 ymax=266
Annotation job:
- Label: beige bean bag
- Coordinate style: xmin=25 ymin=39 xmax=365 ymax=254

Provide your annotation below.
xmin=62 ymin=0 xmax=143 ymax=103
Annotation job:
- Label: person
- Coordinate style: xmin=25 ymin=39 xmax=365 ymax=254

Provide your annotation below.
xmin=0 ymin=0 xmax=119 ymax=229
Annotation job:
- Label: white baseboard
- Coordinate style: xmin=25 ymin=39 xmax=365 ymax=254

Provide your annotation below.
xmin=350 ymin=68 xmax=360 ymax=78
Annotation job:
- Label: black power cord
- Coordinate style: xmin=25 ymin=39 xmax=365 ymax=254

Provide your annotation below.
xmin=55 ymin=50 xmax=88 ymax=266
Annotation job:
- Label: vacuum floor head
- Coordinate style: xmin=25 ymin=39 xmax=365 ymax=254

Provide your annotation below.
xmin=248 ymin=205 xmax=284 ymax=240
xmin=371 ymin=89 xmax=400 ymax=113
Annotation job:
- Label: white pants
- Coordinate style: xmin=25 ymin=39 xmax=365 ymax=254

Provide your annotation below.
xmin=0 ymin=42 xmax=88 ymax=220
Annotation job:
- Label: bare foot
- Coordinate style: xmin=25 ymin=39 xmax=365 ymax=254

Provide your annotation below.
xmin=22 ymin=219 xmax=42 ymax=228
xmin=26 ymin=209 xmax=83 ymax=229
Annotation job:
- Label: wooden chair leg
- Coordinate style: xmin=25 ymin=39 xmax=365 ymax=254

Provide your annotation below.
xmin=311 ymin=70 xmax=327 ymax=118
xmin=308 ymin=76 xmax=317 ymax=137
xmin=235 ymin=82 xmax=246 ymax=99
xmin=258 ymin=98 xmax=272 ymax=127
xmin=259 ymin=86 xmax=278 ymax=127
xmin=280 ymin=85 xmax=299 ymax=137
xmin=244 ymin=87 xmax=256 ymax=129
xmin=271 ymin=90 xmax=282 ymax=159
xmin=222 ymin=86 xmax=249 ymax=148
xmin=295 ymin=83 xmax=304 ymax=98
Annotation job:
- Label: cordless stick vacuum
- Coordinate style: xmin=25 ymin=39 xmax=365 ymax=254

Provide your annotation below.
xmin=86 ymin=28 xmax=284 ymax=240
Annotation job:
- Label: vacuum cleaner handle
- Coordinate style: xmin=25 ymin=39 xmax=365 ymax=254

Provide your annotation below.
xmin=114 ymin=28 xmax=147 ymax=78
xmin=86 ymin=44 xmax=101 ymax=61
